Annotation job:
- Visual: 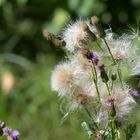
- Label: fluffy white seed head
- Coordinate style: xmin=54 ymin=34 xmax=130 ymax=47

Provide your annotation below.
xmin=51 ymin=62 xmax=82 ymax=97
xmin=70 ymin=52 xmax=92 ymax=71
xmin=100 ymin=85 xmax=136 ymax=121
xmin=62 ymin=20 xmax=89 ymax=52
xmin=131 ymin=56 xmax=140 ymax=76
xmin=105 ymin=34 xmax=134 ymax=61
xmin=69 ymin=83 xmax=96 ymax=110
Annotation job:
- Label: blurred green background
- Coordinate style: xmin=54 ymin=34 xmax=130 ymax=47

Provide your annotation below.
xmin=0 ymin=0 xmax=140 ymax=140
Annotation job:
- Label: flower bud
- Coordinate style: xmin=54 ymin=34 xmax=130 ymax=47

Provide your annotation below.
xmin=130 ymin=90 xmax=139 ymax=97
xmin=111 ymin=73 xmax=117 ymax=81
xmin=101 ymin=70 xmax=109 ymax=83
xmin=91 ymin=16 xmax=105 ymax=38
xmin=90 ymin=52 xmax=99 ymax=65
xmin=98 ymin=63 xmax=105 ymax=71
xmin=43 ymin=29 xmax=66 ymax=47
xmin=80 ymin=23 xmax=97 ymax=41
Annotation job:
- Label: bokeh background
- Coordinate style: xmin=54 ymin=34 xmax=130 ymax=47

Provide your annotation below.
xmin=0 ymin=0 xmax=140 ymax=140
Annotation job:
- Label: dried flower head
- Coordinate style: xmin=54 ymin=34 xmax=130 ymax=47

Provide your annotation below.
xmin=71 ymin=52 xmax=92 ymax=72
xmin=62 ymin=20 xmax=89 ymax=52
xmin=69 ymin=83 xmax=96 ymax=110
xmin=51 ymin=62 xmax=83 ymax=97
xmin=43 ymin=29 xmax=66 ymax=47
xmin=105 ymin=34 xmax=133 ymax=61
xmin=80 ymin=23 xmax=97 ymax=41
xmin=100 ymin=85 xmax=136 ymax=121
xmin=91 ymin=16 xmax=105 ymax=38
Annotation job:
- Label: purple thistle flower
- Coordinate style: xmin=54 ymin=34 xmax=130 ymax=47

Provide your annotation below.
xmin=130 ymin=90 xmax=139 ymax=97
xmin=11 ymin=130 xmax=20 ymax=138
xmin=3 ymin=127 xmax=20 ymax=139
xmin=91 ymin=52 xmax=99 ymax=64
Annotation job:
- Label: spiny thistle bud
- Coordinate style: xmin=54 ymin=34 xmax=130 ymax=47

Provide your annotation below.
xmin=80 ymin=23 xmax=97 ymax=41
xmin=101 ymin=70 xmax=109 ymax=83
xmin=91 ymin=16 xmax=105 ymax=38
xmin=98 ymin=64 xmax=109 ymax=82
xmin=43 ymin=29 xmax=66 ymax=47
xmin=111 ymin=73 xmax=117 ymax=81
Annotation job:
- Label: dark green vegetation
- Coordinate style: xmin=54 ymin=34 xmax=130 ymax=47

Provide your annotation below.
xmin=0 ymin=0 xmax=140 ymax=139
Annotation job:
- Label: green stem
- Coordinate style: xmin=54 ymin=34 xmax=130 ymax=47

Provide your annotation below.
xmin=103 ymin=38 xmax=123 ymax=88
xmin=91 ymin=61 xmax=101 ymax=103
xmin=96 ymin=40 xmax=104 ymax=51
xmin=91 ymin=60 xmax=98 ymax=82
xmin=84 ymin=107 xmax=92 ymax=118
xmin=105 ymin=81 xmax=111 ymax=96
xmin=116 ymin=62 xmax=123 ymax=88
xmin=110 ymin=118 xmax=116 ymax=140
xmin=103 ymin=38 xmax=116 ymax=65
xmin=95 ymin=82 xmax=101 ymax=103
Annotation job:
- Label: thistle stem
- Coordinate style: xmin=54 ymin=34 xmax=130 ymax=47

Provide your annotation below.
xmin=110 ymin=118 xmax=116 ymax=140
xmin=103 ymin=38 xmax=116 ymax=65
xmin=91 ymin=61 xmax=101 ymax=103
xmin=103 ymin=38 xmax=123 ymax=88
xmin=105 ymin=81 xmax=111 ymax=96
xmin=116 ymin=62 xmax=123 ymax=88
xmin=96 ymin=40 xmax=103 ymax=51
xmin=91 ymin=60 xmax=98 ymax=82
xmin=84 ymin=107 xmax=92 ymax=118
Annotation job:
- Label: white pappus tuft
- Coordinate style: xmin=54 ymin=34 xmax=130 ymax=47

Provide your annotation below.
xmin=51 ymin=62 xmax=84 ymax=97
xmin=131 ymin=56 xmax=140 ymax=76
xmin=69 ymin=82 xmax=97 ymax=110
xmin=100 ymin=85 xmax=136 ymax=123
xmin=62 ymin=20 xmax=89 ymax=52
xmin=105 ymin=33 xmax=134 ymax=61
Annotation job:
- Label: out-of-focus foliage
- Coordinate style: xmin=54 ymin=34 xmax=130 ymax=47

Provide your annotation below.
xmin=0 ymin=0 xmax=140 ymax=140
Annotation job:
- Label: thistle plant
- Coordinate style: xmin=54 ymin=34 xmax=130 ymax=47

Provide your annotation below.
xmin=43 ymin=16 xmax=140 ymax=140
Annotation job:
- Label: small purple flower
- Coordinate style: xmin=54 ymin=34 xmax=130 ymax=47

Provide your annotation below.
xmin=130 ymin=90 xmax=139 ymax=97
xmin=3 ymin=127 xmax=20 ymax=139
xmin=91 ymin=52 xmax=99 ymax=64
xmin=11 ymin=130 xmax=20 ymax=138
